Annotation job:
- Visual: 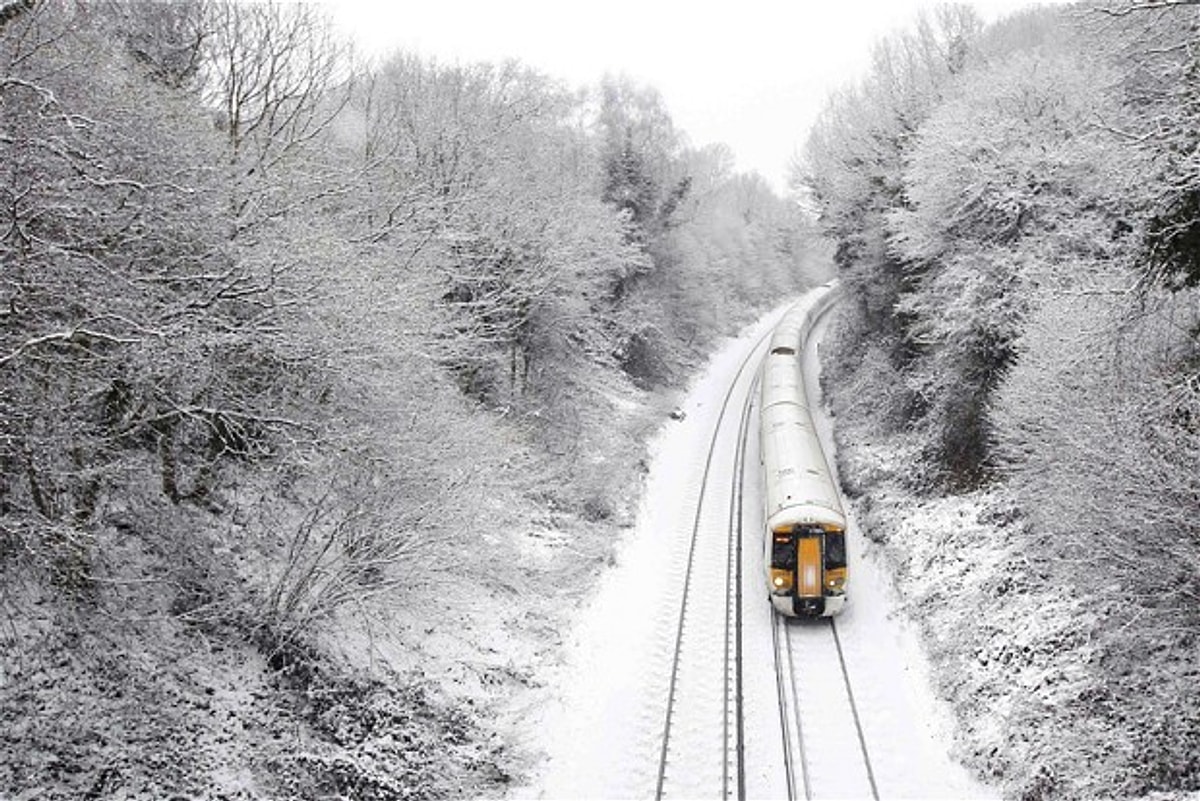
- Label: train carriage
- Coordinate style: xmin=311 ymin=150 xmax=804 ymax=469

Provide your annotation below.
xmin=760 ymin=284 xmax=847 ymax=617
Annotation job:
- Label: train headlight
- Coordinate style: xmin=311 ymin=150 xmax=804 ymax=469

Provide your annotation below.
xmin=770 ymin=570 xmax=793 ymax=594
xmin=827 ymin=575 xmax=846 ymax=591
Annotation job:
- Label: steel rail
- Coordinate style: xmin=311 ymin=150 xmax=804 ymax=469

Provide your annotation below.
xmin=722 ymin=371 xmax=757 ymax=799
xmin=830 ymin=617 xmax=879 ymax=800
xmin=774 ymin=615 xmax=810 ymax=801
xmin=655 ymin=329 xmax=772 ymax=800
xmin=798 ymin=290 xmax=878 ymax=800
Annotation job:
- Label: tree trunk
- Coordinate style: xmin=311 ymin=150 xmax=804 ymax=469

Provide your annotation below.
xmin=156 ymin=418 xmax=182 ymax=504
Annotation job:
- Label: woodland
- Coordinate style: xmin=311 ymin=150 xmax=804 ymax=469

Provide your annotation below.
xmin=0 ymin=0 xmax=821 ymax=796
xmin=807 ymin=2 xmax=1200 ymax=798
xmin=6 ymin=0 xmax=1199 ymax=799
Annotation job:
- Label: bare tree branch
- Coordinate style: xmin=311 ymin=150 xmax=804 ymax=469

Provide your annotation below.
xmin=1093 ymin=0 xmax=1200 ymax=16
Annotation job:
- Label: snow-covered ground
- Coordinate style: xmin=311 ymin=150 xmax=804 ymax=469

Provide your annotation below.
xmin=513 ymin=300 xmax=995 ymax=799
xmin=801 ymin=310 xmax=992 ymax=801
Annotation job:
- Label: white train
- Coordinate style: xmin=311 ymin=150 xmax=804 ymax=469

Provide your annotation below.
xmin=760 ymin=284 xmax=847 ymax=617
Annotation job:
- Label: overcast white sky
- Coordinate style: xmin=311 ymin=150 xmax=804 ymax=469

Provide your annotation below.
xmin=325 ymin=1 xmax=1066 ymax=192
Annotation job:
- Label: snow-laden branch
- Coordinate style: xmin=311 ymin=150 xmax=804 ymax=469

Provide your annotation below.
xmin=0 ymin=315 xmax=163 ymax=367
xmin=1 ymin=77 xmax=95 ymax=129
xmin=139 ymin=393 xmax=317 ymax=439
xmin=1093 ymin=0 xmax=1200 ymax=16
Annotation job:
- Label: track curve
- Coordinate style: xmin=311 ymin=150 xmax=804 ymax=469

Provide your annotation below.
xmin=529 ymin=292 xmax=995 ymax=801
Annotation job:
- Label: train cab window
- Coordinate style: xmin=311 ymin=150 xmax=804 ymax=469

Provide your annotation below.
xmin=771 ymin=536 xmax=796 ymax=569
xmin=824 ymin=531 xmax=847 ymax=569
xmin=771 ymin=346 xmax=796 ymax=355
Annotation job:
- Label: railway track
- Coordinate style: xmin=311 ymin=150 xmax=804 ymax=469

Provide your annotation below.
xmin=536 ymin=294 xmax=990 ymax=801
xmin=653 ymin=325 xmax=766 ymax=800
xmin=721 ymin=366 xmax=756 ymax=799
xmin=773 ymin=613 xmax=879 ymax=800
xmin=770 ymin=290 xmax=879 ymax=801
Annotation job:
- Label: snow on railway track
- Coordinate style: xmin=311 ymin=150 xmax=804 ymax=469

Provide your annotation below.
xmin=653 ymin=322 xmax=764 ymax=799
xmin=520 ymin=295 xmax=995 ymax=801
xmin=774 ymin=617 xmax=878 ymax=800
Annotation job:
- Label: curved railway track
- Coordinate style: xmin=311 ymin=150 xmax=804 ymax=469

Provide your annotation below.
xmin=653 ymin=327 xmax=765 ymax=800
xmin=533 ymin=294 xmax=993 ymax=801
xmin=721 ymin=367 xmax=754 ymax=799
xmin=652 ymin=297 xmax=879 ymax=801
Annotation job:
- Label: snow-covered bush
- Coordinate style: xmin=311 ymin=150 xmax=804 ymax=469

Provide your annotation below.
xmin=990 ymin=284 xmax=1200 ymax=796
xmin=268 ymin=657 xmax=510 ymax=800
xmin=820 ymin=307 xmax=927 ymax=496
xmin=886 ymin=46 xmax=1128 ymax=488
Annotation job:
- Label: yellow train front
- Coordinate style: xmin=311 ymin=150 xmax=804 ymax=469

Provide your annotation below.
xmin=760 ymin=285 xmax=847 ymax=618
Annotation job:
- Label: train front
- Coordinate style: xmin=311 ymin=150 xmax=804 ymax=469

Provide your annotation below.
xmin=765 ymin=507 xmax=847 ymax=617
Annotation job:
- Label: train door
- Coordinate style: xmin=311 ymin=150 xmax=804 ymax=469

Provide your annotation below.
xmin=796 ymin=531 xmax=823 ymax=597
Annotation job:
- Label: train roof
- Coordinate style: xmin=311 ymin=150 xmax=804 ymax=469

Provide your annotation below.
xmin=766 ymin=502 xmax=846 ymax=533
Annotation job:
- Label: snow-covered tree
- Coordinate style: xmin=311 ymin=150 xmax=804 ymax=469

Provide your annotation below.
xmin=800 ymin=4 xmax=984 ymax=386
xmin=888 ymin=46 xmax=1133 ymax=484
xmin=813 ymin=4 xmax=1200 ymax=794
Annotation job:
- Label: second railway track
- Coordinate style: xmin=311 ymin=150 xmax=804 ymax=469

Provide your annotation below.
xmin=654 ymin=327 xmax=767 ymax=800
xmin=534 ymin=294 xmax=993 ymax=801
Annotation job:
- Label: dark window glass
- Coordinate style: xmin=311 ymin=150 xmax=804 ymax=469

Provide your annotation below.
xmin=824 ymin=532 xmax=846 ymax=569
xmin=772 ymin=538 xmax=796 ymax=569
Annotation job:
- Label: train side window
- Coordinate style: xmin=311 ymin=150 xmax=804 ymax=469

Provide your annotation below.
xmin=824 ymin=532 xmax=847 ymax=569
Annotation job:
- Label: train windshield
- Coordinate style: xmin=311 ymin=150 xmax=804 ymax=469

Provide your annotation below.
xmin=771 ymin=536 xmax=796 ymax=569
xmin=824 ymin=530 xmax=847 ymax=569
